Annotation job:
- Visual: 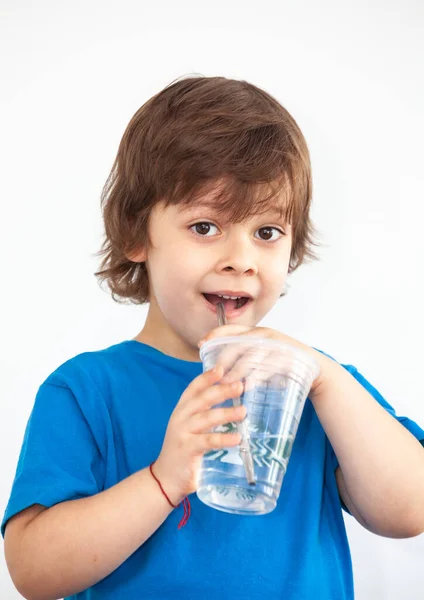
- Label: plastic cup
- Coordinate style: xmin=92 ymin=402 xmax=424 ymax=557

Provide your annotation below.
xmin=197 ymin=336 xmax=320 ymax=515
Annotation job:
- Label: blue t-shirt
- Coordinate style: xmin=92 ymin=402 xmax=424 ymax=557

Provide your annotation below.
xmin=2 ymin=340 xmax=424 ymax=599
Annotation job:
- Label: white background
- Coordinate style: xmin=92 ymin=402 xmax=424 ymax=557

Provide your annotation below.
xmin=1 ymin=1 xmax=423 ymax=598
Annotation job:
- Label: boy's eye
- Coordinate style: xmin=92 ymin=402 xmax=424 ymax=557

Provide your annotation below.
xmin=255 ymin=227 xmax=284 ymax=242
xmin=190 ymin=222 xmax=219 ymax=237
xmin=189 ymin=223 xmax=284 ymax=241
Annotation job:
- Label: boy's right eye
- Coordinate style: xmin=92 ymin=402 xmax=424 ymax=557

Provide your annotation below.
xmin=190 ymin=222 xmax=219 ymax=237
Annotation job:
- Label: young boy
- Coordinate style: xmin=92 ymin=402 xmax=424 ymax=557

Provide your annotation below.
xmin=2 ymin=76 xmax=424 ymax=600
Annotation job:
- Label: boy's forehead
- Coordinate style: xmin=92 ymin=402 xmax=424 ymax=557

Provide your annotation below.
xmin=170 ymin=179 xmax=292 ymax=223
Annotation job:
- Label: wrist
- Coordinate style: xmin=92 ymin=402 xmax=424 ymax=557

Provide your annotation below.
xmin=150 ymin=459 xmax=185 ymax=507
xmin=149 ymin=460 xmax=192 ymax=529
xmin=149 ymin=462 xmax=178 ymax=508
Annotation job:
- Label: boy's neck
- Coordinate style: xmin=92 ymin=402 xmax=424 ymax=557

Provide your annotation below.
xmin=133 ymin=302 xmax=201 ymax=363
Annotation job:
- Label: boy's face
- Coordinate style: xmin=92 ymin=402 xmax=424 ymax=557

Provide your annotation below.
xmin=134 ymin=196 xmax=292 ymax=361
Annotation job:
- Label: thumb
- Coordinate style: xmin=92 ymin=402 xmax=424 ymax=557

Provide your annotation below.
xmin=198 ymin=324 xmax=252 ymax=347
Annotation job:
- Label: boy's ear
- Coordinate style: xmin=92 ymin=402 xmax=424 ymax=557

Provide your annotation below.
xmin=125 ymin=248 xmax=147 ymax=263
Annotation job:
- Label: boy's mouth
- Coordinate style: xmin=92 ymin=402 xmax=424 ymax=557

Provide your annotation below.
xmin=202 ymin=292 xmax=252 ymax=313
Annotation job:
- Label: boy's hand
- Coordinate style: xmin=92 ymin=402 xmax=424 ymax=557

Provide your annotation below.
xmin=198 ymin=324 xmax=329 ymax=395
xmin=153 ymin=365 xmax=246 ymax=505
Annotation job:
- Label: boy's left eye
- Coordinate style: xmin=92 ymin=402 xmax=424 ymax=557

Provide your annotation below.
xmin=254 ymin=227 xmax=284 ymax=242
xmin=190 ymin=222 xmax=219 ymax=237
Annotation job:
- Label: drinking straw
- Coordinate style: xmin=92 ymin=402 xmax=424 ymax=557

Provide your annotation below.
xmin=216 ymin=302 xmax=256 ymax=486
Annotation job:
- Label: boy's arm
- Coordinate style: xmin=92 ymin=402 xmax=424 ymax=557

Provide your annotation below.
xmin=198 ymin=323 xmax=424 ymax=537
xmin=4 ymin=366 xmax=244 ymax=600
xmin=312 ymin=357 xmax=424 ymax=538
xmin=4 ymin=467 xmax=173 ymax=600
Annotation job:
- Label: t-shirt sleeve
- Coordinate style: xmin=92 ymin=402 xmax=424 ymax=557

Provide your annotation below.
xmin=1 ymin=380 xmax=104 ymax=537
xmin=328 ymin=364 xmax=424 ymax=473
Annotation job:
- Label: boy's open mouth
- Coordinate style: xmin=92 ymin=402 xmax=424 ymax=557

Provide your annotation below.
xmin=202 ymin=293 xmax=251 ymax=312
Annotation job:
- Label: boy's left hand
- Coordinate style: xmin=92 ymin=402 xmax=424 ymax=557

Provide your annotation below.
xmin=198 ymin=324 xmax=330 ymax=395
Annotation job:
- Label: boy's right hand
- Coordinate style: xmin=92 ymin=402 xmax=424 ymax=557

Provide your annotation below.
xmin=153 ymin=365 xmax=246 ymax=505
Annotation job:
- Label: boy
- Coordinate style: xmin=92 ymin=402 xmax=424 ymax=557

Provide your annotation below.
xmin=2 ymin=75 xmax=424 ymax=600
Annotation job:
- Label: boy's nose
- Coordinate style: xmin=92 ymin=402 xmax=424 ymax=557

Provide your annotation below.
xmin=215 ymin=237 xmax=259 ymax=276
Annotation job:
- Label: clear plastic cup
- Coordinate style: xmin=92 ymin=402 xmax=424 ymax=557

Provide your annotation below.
xmin=197 ymin=336 xmax=320 ymax=515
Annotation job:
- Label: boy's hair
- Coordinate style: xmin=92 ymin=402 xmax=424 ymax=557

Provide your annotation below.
xmin=95 ymin=75 xmax=318 ymax=304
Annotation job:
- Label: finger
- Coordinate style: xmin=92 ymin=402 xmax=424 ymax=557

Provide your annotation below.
xmin=177 ymin=365 xmax=224 ymax=410
xmin=220 ymin=346 xmax=272 ymax=384
xmin=198 ymin=324 xmax=252 ymax=347
xmin=214 ymin=344 xmax=246 ymax=374
xmin=201 ymin=335 xmax=274 ymax=382
xmin=190 ymin=404 xmax=247 ymax=434
xmin=194 ymin=431 xmax=242 ymax=454
xmin=183 ymin=380 xmax=244 ymax=417
xmin=204 ymin=339 xmax=257 ymax=380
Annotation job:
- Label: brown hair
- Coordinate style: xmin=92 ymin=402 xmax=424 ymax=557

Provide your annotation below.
xmin=95 ymin=75 xmax=319 ymax=304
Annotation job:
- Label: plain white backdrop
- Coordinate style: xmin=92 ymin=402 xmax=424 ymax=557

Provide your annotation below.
xmin=1 ymin=1 xmax=423 ymax=598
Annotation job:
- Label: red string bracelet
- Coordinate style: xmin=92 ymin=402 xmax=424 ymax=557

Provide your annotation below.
xmin=149 ymin=462 xmax=191 ymax=529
